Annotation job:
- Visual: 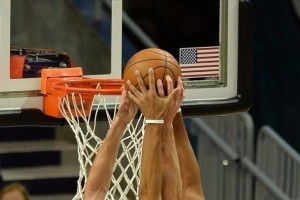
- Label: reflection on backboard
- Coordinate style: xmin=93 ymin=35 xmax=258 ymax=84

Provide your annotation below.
xmin=0 ymin=0 xmax=253 ymax=126
xmin=10 ymin=46 xmax=73 ymax=79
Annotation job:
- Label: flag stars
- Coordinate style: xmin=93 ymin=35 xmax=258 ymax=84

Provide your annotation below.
xmin=180 ymin=48 xmax=197 ymax=64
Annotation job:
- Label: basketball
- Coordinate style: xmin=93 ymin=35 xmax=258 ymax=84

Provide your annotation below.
xmin=123 ymin=48 xmax=181 ymax=91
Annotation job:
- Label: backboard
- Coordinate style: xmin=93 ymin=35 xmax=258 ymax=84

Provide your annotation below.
xmin=0 ymin=0 xmax=253 ymax=126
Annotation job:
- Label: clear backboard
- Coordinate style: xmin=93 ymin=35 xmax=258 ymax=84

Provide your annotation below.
xmin=0 ymin=0 xmax=253 ymax=126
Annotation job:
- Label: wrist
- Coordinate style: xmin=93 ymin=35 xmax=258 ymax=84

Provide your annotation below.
xmin=145 ymin=119 xmax=164 ymax=124
xmin=114 ymin=115 xmax=129 ymax=128
xmin=142 ymin=110 xmax=165 ymax=120
xmin=162 ymin=121 xmax=173 ymax=133
xmin=173 ymin=111 xmax=183 ymax=122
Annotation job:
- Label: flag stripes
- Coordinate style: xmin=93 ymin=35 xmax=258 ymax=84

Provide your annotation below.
xmin=179 ymin=46 xmax=220 ymax=78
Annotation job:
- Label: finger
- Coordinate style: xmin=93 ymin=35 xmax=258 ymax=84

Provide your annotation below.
xmin=157 ymin=79 xmax=165 ymax=97
xmin=180 ymin=93 xmax=185 ymax=103
xmin=126 ymin=80 xmax=142 ymax=98
xmin=127 ymin=91 xmax=140 ymax=106
xmin=177 ymin=76 xmax=183 ymax=89
xmin=165 ymin=88 xmax=180 ymax=105
xmin=177 ymin=76 xmax=185 ymax=90
xmin=175 ymin=88 xmax=185 ymax=107
xmin=148 ymin=68 xmax=156 ymax=92
xmin=121 ymin=87 xmax=126 ymax=96
xmin=166 ymin=75 xmax=174 ymax=95
xmin=135 ymin=70 xmax=147 ymax=93
xmin=174 ymin=87 xmax=182 ymax=102
xmin=121 ymin=87 xmax=128 ymax=101
xmin=176 ymin=76 xmax=185 ymax=96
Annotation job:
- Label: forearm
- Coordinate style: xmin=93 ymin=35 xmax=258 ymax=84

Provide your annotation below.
xmin=139 ymin=124 xmax=163 ymax=200
xmin=84 ymin=116 xmax=127 ymax=200
xmin=161 ymin=122 xmax=182 ymax=199
xmin=173 ymin=113 xmax=205 ymax=199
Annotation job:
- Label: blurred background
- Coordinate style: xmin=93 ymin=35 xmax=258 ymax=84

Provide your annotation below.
xmin=1 ymin=0 xmax=300 ymax=199
xmin=249 ymin=0 xmax=300 ymax=152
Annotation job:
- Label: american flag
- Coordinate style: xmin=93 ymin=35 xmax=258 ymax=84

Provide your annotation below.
xmin=179 ymin=46 xmax=220 ymax=79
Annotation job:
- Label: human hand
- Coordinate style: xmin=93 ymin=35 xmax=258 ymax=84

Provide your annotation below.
xmin=126 ymin=68 xmax=180 ymax=120
xmin=157 ymin=75 xmax=184 ymax=123
xmin=117 ymin=87 xmax=138 ymax=124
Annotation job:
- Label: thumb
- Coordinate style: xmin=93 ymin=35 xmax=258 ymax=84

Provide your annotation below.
xmin=165 ymin=88 xmax=180 ymax=105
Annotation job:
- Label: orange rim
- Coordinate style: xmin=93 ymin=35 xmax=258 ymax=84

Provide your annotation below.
xmin=52 ymin=78 xmax=124 ymax=96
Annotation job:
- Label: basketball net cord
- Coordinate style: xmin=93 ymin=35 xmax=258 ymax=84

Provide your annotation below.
xmin=58 ymin=86 xmax=146 ymax=200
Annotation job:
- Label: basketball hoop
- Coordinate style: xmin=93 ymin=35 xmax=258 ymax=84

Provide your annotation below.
xmin=41 ymin=68 xmax=145 ymax=200
xmin=52 ymin=78 xmax=124 ymax=95
xmin=51 ymin=78 xmax=123 ymax=118
xmin=41 ymin=67 xmax=124 ymax=118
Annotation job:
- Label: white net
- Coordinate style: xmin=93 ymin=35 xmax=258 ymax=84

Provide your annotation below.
xmin=58 ymin=92 xmax=145 ymax=200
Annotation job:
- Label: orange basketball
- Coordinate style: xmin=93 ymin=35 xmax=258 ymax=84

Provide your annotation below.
xmin=123 ymin=48 xmax=181 ymax=91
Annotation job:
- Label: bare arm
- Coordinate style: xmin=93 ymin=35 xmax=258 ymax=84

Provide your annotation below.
xmin=157 ymin=76 xmax=183 ymax=200
xmin=84 ymin=117 xmax=127 ymax=200
xmin=127 ymin=68 xmax=180 ymax=200
xmin=139 ymin=124 xmax=163 ymax=200
xmin=159 ymin=76 xmax=205 ymax=200
xmin=84 ymin=89 xmax=138 ymax=200
xmin=173 ymin=112 xmax=205 ymax=200
xmin=160 ymin=121 xmax=182 ymax=200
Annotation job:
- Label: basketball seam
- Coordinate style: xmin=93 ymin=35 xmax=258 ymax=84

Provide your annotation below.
xmin=124 ymin=59 xmax=180 ymax=72
xmin=125 ymin=48 xmax=180 ymax=69
xmin=141 ymin=66 xmax=179 ymax=83
xmin=163 ymin=50 xmax=167 ymax=80
xmin=144 ymin=49 xmax=174 ymax=58
xmin=123 ymin=48 xmax=182 ymax=88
